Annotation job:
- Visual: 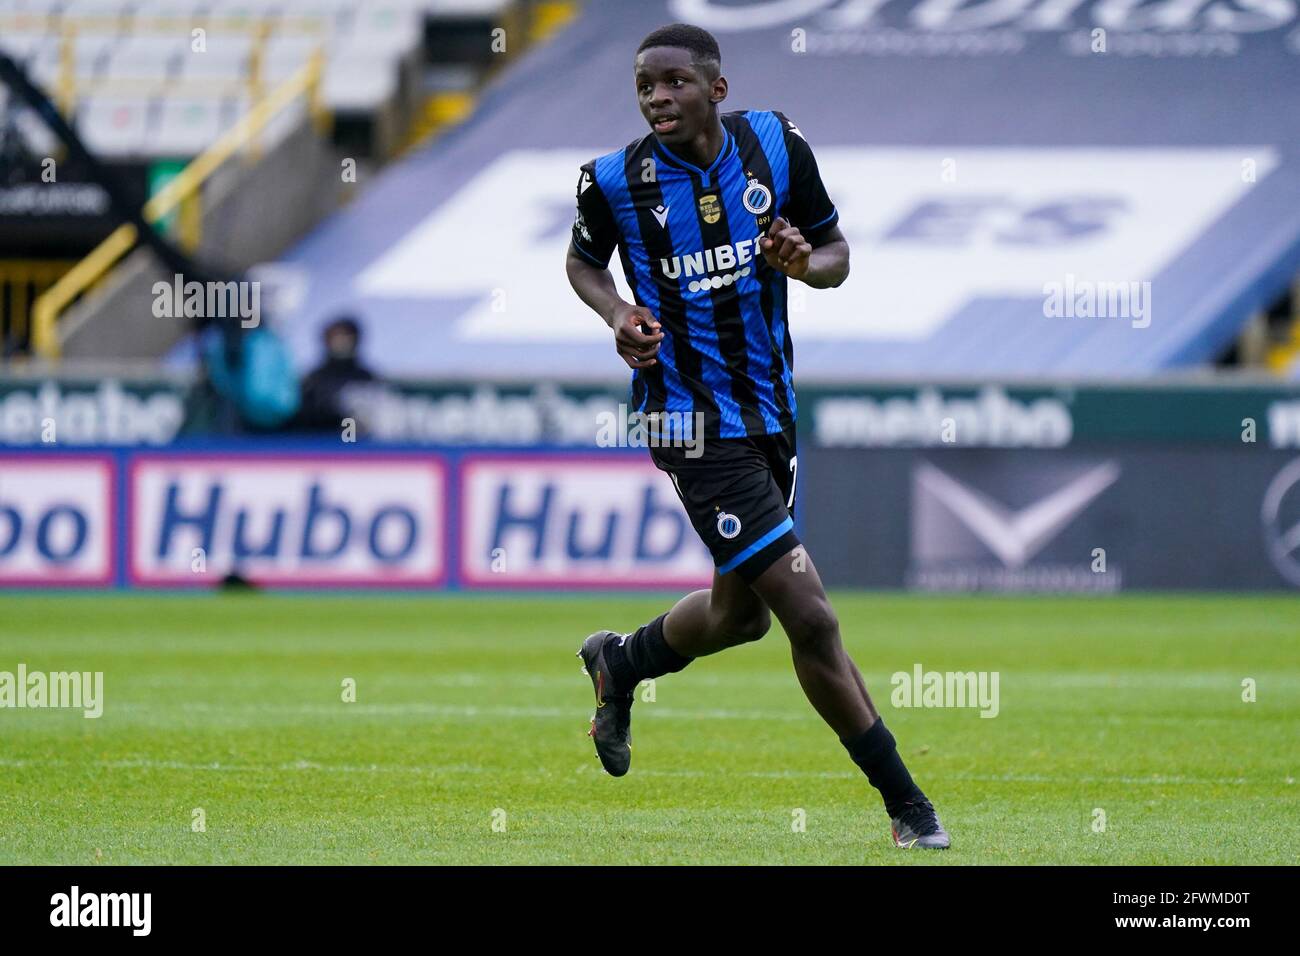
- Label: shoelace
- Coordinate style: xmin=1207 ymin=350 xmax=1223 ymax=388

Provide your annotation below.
xmin=897 ymin=798 xmax=940 ymax=836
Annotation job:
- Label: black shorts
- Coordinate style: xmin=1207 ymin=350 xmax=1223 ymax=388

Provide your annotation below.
xmin=650 ymin=426 xmax=801 ymax=584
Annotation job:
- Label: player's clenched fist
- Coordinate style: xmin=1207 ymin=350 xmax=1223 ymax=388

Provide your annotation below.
xmin=759 ymin=217 xmax=813 ymax=280
xmin=611 ymin=303 xmax=664 ymax=369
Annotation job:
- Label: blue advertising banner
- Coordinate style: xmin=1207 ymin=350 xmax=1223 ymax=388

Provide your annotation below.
xmin=7 ymin=438 xmax=1300 ymax=591
xmin=0 ymin=443 xmax=714 ymax=591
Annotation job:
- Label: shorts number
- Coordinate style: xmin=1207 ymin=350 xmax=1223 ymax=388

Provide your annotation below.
xmin=787 ymin=456 xmax=798 ymax=510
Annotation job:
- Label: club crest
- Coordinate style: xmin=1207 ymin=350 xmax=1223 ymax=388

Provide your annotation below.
xmin=716 ymin=511 xmax=742 ymax=539
xmin=743 ymin=178 xmax=772 ymax=215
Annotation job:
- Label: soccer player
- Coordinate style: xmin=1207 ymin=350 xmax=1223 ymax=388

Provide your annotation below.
xmin=565 ymin=23 xmax=949 ymax=850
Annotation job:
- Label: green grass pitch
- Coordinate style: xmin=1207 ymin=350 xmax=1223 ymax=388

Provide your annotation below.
xmin=0 ymin=593 xmax=1295 ymax=865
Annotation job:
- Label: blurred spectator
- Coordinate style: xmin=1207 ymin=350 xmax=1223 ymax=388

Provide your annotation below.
xmin=202 ymin=313 xmax=301 ymax=433
xmin=296 ymin=315 xmax=377 ymax=431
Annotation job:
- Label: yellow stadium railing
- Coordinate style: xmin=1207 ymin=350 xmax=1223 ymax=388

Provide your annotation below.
xmin=1265 ymin=282 xmax=1300 ymax=374
xmin=0 ymin=260 xmax=76 ymax=352
xmin=29 ymin=51 xmax=328 ymax=361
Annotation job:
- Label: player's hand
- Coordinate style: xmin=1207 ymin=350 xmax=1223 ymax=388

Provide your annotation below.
xmin=759 ymin=217 xmax=812 ymax=280
xmin=612 ymin=303 xmax=663 ymax=369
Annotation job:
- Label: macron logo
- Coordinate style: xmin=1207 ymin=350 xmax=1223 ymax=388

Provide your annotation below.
xmin=50 ymin=886 xmax=152 ymax=936
xmin=579 ymin=171 xmax=593 ymax=194
xmin=652 ymin=204 xmax=670 ymax=228
xmin=916 ymin=461 xmax=1119 ymax=568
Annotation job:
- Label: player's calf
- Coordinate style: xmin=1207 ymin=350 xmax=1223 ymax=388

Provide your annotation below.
xmin=755 ymin=551 xmax=951 ymax=849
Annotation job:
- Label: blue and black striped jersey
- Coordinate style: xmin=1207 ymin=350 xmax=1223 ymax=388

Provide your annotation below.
xmin=570 ymin=110 xmax=839 ymax=439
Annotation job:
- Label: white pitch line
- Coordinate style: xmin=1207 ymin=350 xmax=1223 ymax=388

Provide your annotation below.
xmin=31 ymin=671 xmax=1300 ymax=692
xmin=104 ymin=702 xmax=815 ymax=722
xmin=0 ymin=757 xmax=1285 ymax=788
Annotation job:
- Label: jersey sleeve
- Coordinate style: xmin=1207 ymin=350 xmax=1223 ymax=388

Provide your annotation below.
xmin=773 ymin=111 xmax=840 ymax=243
xmin=570 ymin=160 xmax=620 ymax=268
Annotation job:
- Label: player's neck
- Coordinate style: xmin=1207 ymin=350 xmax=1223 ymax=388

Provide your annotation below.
xmin=664 ymin=117 xmax=725 ymax=171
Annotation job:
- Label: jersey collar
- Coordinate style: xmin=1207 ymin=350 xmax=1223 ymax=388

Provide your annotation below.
xmin=653 ymin=125 xmax=736 ymax=188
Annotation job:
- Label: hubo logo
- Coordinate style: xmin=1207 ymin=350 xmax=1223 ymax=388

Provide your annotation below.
xmin=129 ymin=456 xmax=447 ymax=586
xmin=1261 ymin=458 xmax=1300 ymax=587
xmin=459 ymin=456 xmax=714 ymax=588
xmin=0 ymin=458 xmax=114 ymax=586
xmin=907 ymin=458 xmax=1121 ymax=592
xmin=660 ymin=233 xmax=766 ymax=294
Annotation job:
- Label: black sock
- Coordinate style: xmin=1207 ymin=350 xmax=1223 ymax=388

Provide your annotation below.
xmin=604 ymin=612 xmax=692 ymax=694
xmin=842 ymin=719 xmax=925 ymax=818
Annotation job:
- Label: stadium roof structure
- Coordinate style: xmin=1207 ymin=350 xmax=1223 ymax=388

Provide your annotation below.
xmin=269 ymin=0 xmax=1300 ymax=380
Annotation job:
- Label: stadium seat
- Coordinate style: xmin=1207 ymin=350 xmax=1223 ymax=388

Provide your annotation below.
xmin=2 ymin=0 xmax=431 ymax=161
xmin=21 ymin=46 xmax=63 ymax=92
xmin=178 ymin=35 xmax=254 ymax=81
xmin=103 ymin=35 xmax=185 ymax=85
xmin=60 ymin=0 xmax=137 ymax=15
xmin=129 ymin=0 xmax=218 ymax=15
xmin=64 ymin=0 xmax=139 ymax=13
xmin=322 ymin=54 xmax=398 ymax=112
xmin=0 ymin=32 xmax=51 ymax=62
xmin=72 ymin=33 xmax=120 ymax=81
xmin=428 ymin=0 xmax=514 ymax=13
xmin=152 ymin=95 xmax=226 ymax=157
xmin=77 ymin=95 xmax=151 ymax=156
xmin=261 ymin=34 xmax=321 ymax=84
xmin=345 ymin=6 xmax=422 ymax=57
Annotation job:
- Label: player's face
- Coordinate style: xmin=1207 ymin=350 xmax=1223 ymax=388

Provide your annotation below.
xmin=634 ymin=46 xmax=723 ymax=146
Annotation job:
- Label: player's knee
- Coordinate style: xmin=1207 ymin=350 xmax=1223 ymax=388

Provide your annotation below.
xmin=724 ymin=607 xmax=771 ymax=645
xmin=784 ymin=598 xmax=839 ymax=649
xmin=709 ymin=602 xmax=770 ymax=646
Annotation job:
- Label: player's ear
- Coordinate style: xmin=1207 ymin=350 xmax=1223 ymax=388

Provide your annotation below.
xmin=709 ymin=74 xmax=727 ymax=104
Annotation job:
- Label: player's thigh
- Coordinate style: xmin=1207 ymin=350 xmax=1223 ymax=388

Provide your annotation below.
xmin=749 ymin=544 xmax=838 ymax=642
xmin=709 ymin=566 xmax=769 ymax=629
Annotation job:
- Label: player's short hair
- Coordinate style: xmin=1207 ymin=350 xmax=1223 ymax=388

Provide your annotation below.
xmin=636 ymin=23 xmax=721 ymax=82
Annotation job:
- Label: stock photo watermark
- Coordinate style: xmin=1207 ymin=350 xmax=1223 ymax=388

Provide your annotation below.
xmin=50 ymin=886 xmax=150 ymax=936
xmin=890 ymin=663 xmax=1000 ymax=718
xmin=595 ymin=405 xmax=707 ymax=457
xmin=152 ymin=274 xmax=261 ymax=328
xmin=0 ymin=665 xmax=103 ymax=718
xmin=1042 ymin=274 xmax=1152 ymax=329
